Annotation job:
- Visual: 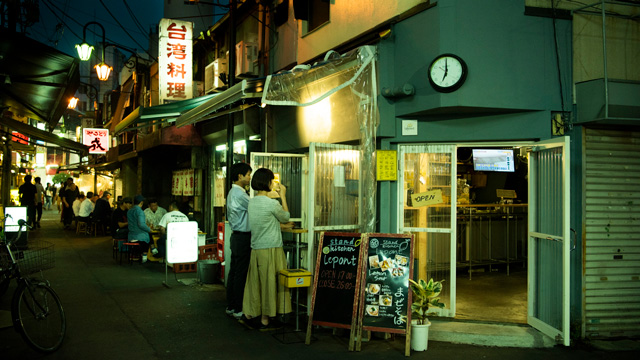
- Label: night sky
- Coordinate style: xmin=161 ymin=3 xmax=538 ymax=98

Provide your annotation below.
xmin=28 ymin=0 xmax=164 ymax=58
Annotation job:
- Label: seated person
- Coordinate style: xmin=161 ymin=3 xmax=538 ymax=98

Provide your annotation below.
xmin=72 ymin=193 xmax=85 ymax=221
xmin=93 ymin=191 xmax=113 ymax=233
xmin=77 ymin=192 xmax=97 ymax=221
xmin=128 ymin=194 xmax=153 ymax=261
xmin=154 ymin=201 xmax=189 ymax=258
xmin=143 ymin=198 xmax=167 ymax=231
xmin=111 ymin=197 xmax=132 ymax=239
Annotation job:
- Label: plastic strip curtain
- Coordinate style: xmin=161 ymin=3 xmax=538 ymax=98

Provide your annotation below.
xmin=251 ymin=155 xmax=304 ymax=220
xmin=312 ymin=143 xmax=360 ymax=229
xmin=262 ymin=46 xmax=378 ymax=232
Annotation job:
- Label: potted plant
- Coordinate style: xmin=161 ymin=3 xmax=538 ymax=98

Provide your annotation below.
xmin=408 ymin=278 xmax=445 ymax=351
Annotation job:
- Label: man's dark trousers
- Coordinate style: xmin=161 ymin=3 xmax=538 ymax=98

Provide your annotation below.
xmin=226 ymin=231 xmax=251 ymax=313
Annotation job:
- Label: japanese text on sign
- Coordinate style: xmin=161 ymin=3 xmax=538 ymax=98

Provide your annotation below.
xmin=159 ymin=18 xmax=193 ymax=104
xmin=83 ymin=128 xmax=109 ymax=154
xmin=376 ymin=150 xmax=397 ymax=181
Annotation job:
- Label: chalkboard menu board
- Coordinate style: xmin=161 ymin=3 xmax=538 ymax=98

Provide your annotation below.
xmin=358 ymin=233 xmax=414 ymax=333
xmin=306 ymin=232 xmax=364 ymax=349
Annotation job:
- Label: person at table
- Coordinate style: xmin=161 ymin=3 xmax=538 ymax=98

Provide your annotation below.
xmin=143 ymin=198 xmax=166 ymax=231
xmin=128 ymin=194 xmax=153 ymax=262
xmin=18 ymin=174 xmax=37 ymax=228
xmin=72 ymin=193 xmax=85 ymax=221
xmin=77 ymin=192 xmax=98 ymax=232
xmin=225 ymin=162 xmax=252 ymax=320
xmin=111 ymin=197 xmax=132 ymax=239
xmin=154 ymin=201 xmax=190 ymax=259
xmin=93 ymin=191 xmax=113 ymax=234
xmin=242 ymin=168 xmax=292 ymax=331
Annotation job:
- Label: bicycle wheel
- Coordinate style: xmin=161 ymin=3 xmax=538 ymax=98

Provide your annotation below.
xmin=11 ymin=280 xmax=66 ymax=353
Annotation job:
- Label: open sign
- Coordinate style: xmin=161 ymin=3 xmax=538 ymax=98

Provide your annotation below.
xmin=411 ymin=189 xmax=443 ymax=207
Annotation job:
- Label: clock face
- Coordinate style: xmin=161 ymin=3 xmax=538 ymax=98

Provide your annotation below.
xmin=428 ymin=54 xmax=467 ymax=93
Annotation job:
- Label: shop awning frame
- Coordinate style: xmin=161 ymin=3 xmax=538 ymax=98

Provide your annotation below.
xmin=175 ymin=80 xmax=263 ymax=128
xmin=0 ymin=116 xmax=89 ymax=154
xmin=113 ymin=93 xmax=220 ymax=136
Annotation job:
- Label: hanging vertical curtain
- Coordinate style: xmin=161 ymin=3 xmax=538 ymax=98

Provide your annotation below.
xmin=261 ymin=46 xmax=378 ymax=232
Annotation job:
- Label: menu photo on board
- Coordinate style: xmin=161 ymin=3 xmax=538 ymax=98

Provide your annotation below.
xmin=362 ymin=234 xmax=412 ymax=329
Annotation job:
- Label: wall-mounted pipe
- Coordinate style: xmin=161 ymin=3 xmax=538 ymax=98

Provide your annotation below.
xmin=381 ymin=84 xmax=415 ymax=99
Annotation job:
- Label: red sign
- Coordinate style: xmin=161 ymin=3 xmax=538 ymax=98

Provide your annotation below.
xmin=11 ymin=131 xmax=29 ymax=145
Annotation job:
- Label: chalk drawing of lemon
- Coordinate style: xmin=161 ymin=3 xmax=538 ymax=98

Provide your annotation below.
xmin=322 ymin=246 xmax=330 ymax=254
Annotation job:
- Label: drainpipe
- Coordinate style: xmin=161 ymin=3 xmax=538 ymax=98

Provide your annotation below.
xmin=601 ymin=0 xmax=609 ymax=119
xmin=226 ymin=0 xmax=237 ymax=191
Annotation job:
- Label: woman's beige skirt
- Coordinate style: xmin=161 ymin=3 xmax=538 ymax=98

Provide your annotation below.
xmin=242 ymin=247 xmax=291 ymax=318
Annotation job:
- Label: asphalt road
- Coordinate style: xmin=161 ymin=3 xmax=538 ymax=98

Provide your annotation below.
xmin=1 ymin=210 xmax=638 ymax=359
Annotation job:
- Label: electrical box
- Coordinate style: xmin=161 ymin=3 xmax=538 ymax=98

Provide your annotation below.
xmin=205 ymin=58 xmax=227 ymax=93
xmin=235 ymin=41 xmax=258 ymax=78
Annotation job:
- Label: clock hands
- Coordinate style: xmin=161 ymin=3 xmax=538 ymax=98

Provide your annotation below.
xmin=442 ymin=58 xmax=448 ymax=81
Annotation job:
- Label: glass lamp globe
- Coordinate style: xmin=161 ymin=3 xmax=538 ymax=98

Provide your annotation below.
xmin=76 ymin=43 xmax=94 ymax=61
xmin=95 ymin=63 xmax=113 ymax=81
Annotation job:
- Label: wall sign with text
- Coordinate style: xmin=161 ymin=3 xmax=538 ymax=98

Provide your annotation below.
xmin=83 ymin=128 xmax=109 ymax=154
xmin=306 ymin=232 xmax=364 ymax=351
xmin=376 ymin=150 xmax=397 ymax=181
xmin=159 ymin=18 xmax=193 ymax=104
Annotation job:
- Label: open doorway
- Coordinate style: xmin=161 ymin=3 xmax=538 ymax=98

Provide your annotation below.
xmin=454 ymin=146 xmax=529 ymax=324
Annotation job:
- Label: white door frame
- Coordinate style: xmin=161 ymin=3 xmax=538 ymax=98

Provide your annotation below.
xmin=397 ymin=141 xmax=533 ymax=319
xmin=527 ymin=136 xmax=571 ymax=346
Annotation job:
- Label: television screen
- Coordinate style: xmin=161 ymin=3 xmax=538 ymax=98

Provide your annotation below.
xmin=472 ymin=149 xmax=515 ymax=172
xmin=4 ymin=206 xmax=27 ymax=232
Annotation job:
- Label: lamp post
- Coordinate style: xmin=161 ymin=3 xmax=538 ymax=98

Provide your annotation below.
xmin=76 ymin=21 xmax=112 ymax=81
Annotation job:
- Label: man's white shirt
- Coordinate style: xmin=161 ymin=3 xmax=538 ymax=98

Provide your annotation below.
xmin=158 ymin=210 xmax=189 ymax=229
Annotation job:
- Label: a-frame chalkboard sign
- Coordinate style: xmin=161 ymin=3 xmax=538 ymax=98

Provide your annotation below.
xmin=356 ymin=233 xmax=414 ymax=356
xmin=305 ymin=232 xmax=365 ymax=351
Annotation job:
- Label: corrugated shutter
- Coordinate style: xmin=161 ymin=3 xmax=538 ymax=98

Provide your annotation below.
xmin=584 ymin=128 xmax=640 ymax=338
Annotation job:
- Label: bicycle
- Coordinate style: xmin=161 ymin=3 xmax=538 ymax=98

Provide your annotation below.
xmin=0 ymin=214 xmax=66 ymax=353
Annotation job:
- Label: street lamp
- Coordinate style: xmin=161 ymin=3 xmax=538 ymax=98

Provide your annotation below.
xmin=68 ymin=97 xmax=79 ymax=109
xmin=76 ymin=21 xmax=113 ymax=81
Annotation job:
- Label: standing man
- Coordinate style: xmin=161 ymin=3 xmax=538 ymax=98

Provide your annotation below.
xmin=225 ymin=162 xmax=252 ymax=320
xmin=34 ymin=177 xmax=45 ymax=228
xmin=44 ymin=182 xmax=53 ymax=210
xmin=62 ymin=178 xmax=79 ymax=229
xmin=18 ymin=175 xmax=37 ymax=227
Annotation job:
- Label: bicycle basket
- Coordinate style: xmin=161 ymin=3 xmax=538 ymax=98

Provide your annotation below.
xmin=14 ymin=241 xmax=55 ymax=275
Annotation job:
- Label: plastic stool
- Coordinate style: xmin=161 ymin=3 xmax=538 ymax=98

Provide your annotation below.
xmin=112 ymin=238 xmax=125 ymax=260
xmin=121 ymin=242 xmax=141 ymax=265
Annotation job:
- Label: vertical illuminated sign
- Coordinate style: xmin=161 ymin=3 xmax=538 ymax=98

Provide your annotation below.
xmin=159 ymin=18 xmax=193 ymax=104
xmin=83 ymin=128 xmax=109 ymax=154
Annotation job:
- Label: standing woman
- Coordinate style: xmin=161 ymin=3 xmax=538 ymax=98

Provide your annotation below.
xmin=242 ymin=168 xmax=292 ymax=330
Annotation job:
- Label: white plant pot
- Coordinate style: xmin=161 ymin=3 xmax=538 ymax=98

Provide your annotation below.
xmin=410 ymin=319 xmax=431 ymax=351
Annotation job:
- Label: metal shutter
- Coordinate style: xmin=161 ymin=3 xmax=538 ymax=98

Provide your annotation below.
xmin=584 ymin=128 xmax=640 ymax=338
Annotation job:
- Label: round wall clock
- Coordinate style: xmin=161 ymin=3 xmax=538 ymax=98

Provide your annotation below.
xmin=428 ymin=54 xmax=468 ymax=93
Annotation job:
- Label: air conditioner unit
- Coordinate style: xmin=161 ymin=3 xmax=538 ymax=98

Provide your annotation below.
xmin=204 ymin=58 xmax=228 ymax=93
xmin=235 ymin=41 xmax=258 ymax=77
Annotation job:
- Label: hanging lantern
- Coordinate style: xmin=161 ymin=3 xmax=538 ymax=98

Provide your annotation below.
xmin=68 ymin=97 xmax=79 ymax=109
xmin=76 ymin=42 xmax=94 ymax=61
xmin=95 ymin=62 xmax=113 ymax=81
